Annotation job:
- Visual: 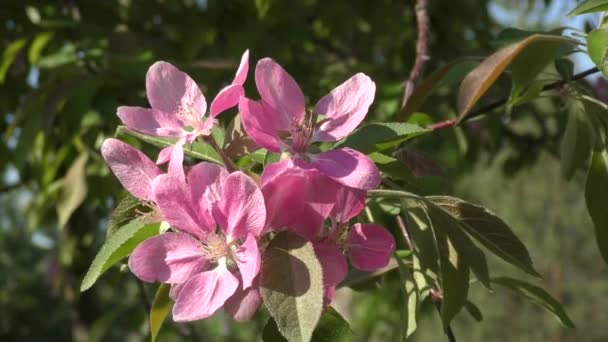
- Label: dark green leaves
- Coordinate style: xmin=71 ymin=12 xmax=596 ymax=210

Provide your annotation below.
xmin=429 ymin=196 xmax=539 ymax=277
xmin=492 ymin=277 xmax=574 ymax=328
xmin=587 ymin=29 xmax=608 ymax=78
xmin=260 ymin=232 xmax=324 ymax=342
xmin=568 ymin=0 xmax=608 ymax=16
xmin=585 ymin=149 xmax=608 ymax=264
xmin=263 ymin=307 xmax=356 ymax=342
xmin=560 ymin=101 xmax=592 ymax=180
xmin=80 ymin=219 xmax=160 ymax=291
xmin=336 ymin=123 xmax=429 ymax=154
xmin=0 ymin=38 xmax=27 ymax=84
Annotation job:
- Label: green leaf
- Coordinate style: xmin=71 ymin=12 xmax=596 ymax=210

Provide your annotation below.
xmin=429 ymin=196 xmax=540 ymax=277
xmin=0 ymin=38 xmax=28 ymax=84
xmin=255 ymin=0 xmax=272 ymax=19
xmin=568 ymin=0 xmax=608 ymax=16
xmin=585 ymin=149 xmax=608 ymax=264
xmin=560 ymin=101 xmax=592 ymax=180
xmin=107 ymin=194 xmax=151 ymax=238
xmin=28 ymin=31 xmax=54 ymax=64
xmin=57 ymin=153 xmax=89 ymax=228
xmin=261 ymin=232 xmax=324 ymax=342
xmin=395 ymin=253 xmax=418 ymax=340
xmin=435 ymin=218 xmax=470 ymax=329
xmin=457 ymin=34 xmax=576 ymax=121
xmin=464 ymin=301 xmax=483 ymax=322
xmin=587 ymin=29 xmax=608 ymax=78
xmin=555 ymin=58 xmax=574 ymax=81
xmin=263 ymin=307 xmax=356 ymax=342
xmin=492 ymin=277 xmax=575 ymax=328
xmin=115 ymin=126 xmax=222 ymax=164
xmin=80 ymin=219 xmax=160 ymax=291
xmin=150 ymin=284 xmax=172 ymax=342
xmin=223 ymin=114 xmax=262 ymax=159
xmin=426 ymin=203 xmax=491 ymax=289
xmin=336 ymin=123 xmax=429 ymax=154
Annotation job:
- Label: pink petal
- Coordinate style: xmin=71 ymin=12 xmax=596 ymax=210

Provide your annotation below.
xmin=262 ymin=165 xmax=338 ymax=239
xmin=307 ymin=148 xmax=381 ymax=190
xmin=255 ymin=58 xmax=305 ymax=125
xmin=156 ymin=145 xmax=174 ymax=165
xmin=187 ymin=162 xmax=228 ymax=220
xmin=101 ymin=138 xmax=162 ymax=201
xmin=172 ymin=263 xmax=239 ymax=322
xmin=167 ymin=140 xmax=185 ymax=182
xmin=239 ymin=97 xmax=284 ymax=152
xmin=117 ymin=106 xmax=183 ymax=137
xmin=152 ymin=175 xmax=214 ymax=239
xmin=233 ymin=50 xmax=249 ymax=85
xmin=146 ymin=61 xmax=207 ymax=118
xmin=313 ymin=241 xmax=348 ymax=307
xmin=210 ymin=84 xmax=244 ymax=117
xmin=128 ymin=232 xmax=208 ymax=284
xmin=260 ymin=158 xmax=294 ymax=186
xmin=331 ymin=186 xmax=366 ymax=223
xmin=312 ymin=73 xmax=375 ymax=142
xmin=216 ymin=172 xmax=266 ymax=239
xmin=234 ymin=234 xmax=261 ymax=289
xmin=169 ymin=282 xmax=185 ymax=300
xmin=224 ymin=286 xmax=262 ymax=321
xmin=346 ymin=223 xmax=396 ymax=272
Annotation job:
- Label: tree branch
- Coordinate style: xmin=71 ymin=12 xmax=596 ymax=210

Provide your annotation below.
xmin=402 ymin=0 xmax=430 ymax=108
xmin=428 ymin=66 xmax=601 ymax=130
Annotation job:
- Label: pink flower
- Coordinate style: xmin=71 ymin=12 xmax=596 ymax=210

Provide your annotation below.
xmin=262 ymin=163 xmax=394 ymax=304
xmin=239 ymin=58 xmax=380 ymax=190
xmin=128 ymin=162 xmax=266 ymax=322
xmin=117 ymin=50 xmax=249 ymax=165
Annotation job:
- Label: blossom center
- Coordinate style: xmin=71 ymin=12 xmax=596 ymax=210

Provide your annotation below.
xmin=290 ymin=110 xmax=317 ymax=153
xmin=201 ymin=233 xmax=229 ymax=262
xmin=177 ymin=102 xmax=201 ymax=131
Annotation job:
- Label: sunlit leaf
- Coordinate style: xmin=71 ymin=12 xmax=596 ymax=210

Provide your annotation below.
xmin=395 ymin=253 xmax=418 ymax=340
xmin=57 ymin=153 xmax=89 ymax=228
xmin=492 ymin=277 xmax=574 ymax=328
xmin=457 ymin=34 xmax=575 ymax=121
xmin=336 ymin=122 xmax=429 ymax=154
xmin=428 ymin=196 xmax=540 ymax=277
xmin=261 ymin=232 xmax=324 ymax=342
xmin=28 ymin=31 xmax=54 ymax=64
xmin=150 ymin=284 xmax=172 ymax=342
xmin=263 ymin=307 xmax=356 ymax=342
xmin=80 ymin=220 xmax=160 ymax=291
xmin=0 ymin=38 xmax=27 ymax=84
xmin=585 ymin=149 xmax=608 ymax=264
xmin=587 ymin=29 xmax=608 ymax=78
xmin=568 ymin=0 xmax=608 ymax=16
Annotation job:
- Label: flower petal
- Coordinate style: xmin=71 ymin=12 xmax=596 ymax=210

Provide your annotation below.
xmin=331 ymin=186 xmax=366 ymax=223
xmin=210 ymin=84 xmax=244 ymax=117
xmin=172 ymin=263 xmax=239 ymax=322
xmin=239 ymin=97 xmax=284 ymax=152
xmin=146 ymin=61 xmax=207 ymax=117
xmin=152 ymin=174 xmax=213 ymax=239
xmin=313 ymin=73 xmax=375 ymax=142
xmin=128 ymin=232 xmax=208 ymax=284
xmin=167 ymin=140 xmax=185 ymax=181
xmin=156 ymin=145 xmax=175 ymax=165
xmin=255 ymin=58 xmax=305 ymax=124
xmin=117 ymin=106 xmax=183 ymax=137
xmin=169 ymin=282 xmax=185 ymax=300
xmin=233 ymin=50 xmax=249 ymax=85
xmin=187 ymin=162 xmax=228 ymax=218
xmin=234 ymin=234 xmax=261 ymax=289
xmin=262 ymin=164 xmax=338 ymax=239
xmin=313 ymin=241 xmax=347 ymax=307
xmin=346 ymin=223 xmax=396 ymax=272
xmin=308 ymin=148 xmax=381 ymax=190
xmin=101 ymin=138 xmax=162 ymax=201
xmin=216 ymin=172 xmax=266 ymax=239
xmin=224 ymin=286 xmax=262 ymax=321
xmin=260 ymin=158 xmax=294 ymax=186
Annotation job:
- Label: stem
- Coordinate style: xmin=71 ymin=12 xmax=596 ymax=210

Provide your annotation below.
xmin=402 ymin=0 xmax=430 ymax=108
xmin=367 ymin=188 xmax=423 ymax=200
xmin=205 ymin=135 xmax=238 ymax=172
xmin=429 ymin=66 xmax=601 ymax=131
xmin=431 ymin=291 xmax=457 ymax=342
xmin=396 ymin=215 xmax=414 ymax=251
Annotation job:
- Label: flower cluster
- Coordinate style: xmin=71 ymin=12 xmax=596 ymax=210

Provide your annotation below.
xmin=102 ymin=51 xmax=395 ymax=322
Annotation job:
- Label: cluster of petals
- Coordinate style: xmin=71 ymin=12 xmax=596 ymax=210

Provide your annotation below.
xmin=102 ymin=53 xmax=397 ymax=323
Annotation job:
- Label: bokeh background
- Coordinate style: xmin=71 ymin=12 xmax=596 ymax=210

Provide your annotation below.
xmin=1 ymin=0 xmax=606 ymax=341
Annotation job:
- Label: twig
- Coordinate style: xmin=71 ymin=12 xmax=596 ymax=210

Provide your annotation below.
xmin=396 ymin=215 xmax=414 ymax=251
xmin=204 ymin=135 xmax=238 ymax=172
xmin=431 ymin=289 xmax=457 ymax=342
xmin=428 ymin=66 xmax=601 ymax=130
xmin=402 ymin=0 xmax=430 ymax=108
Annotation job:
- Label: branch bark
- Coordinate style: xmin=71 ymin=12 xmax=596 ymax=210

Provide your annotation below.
xmin=402 ymin=0 xmax=430 ymax=108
